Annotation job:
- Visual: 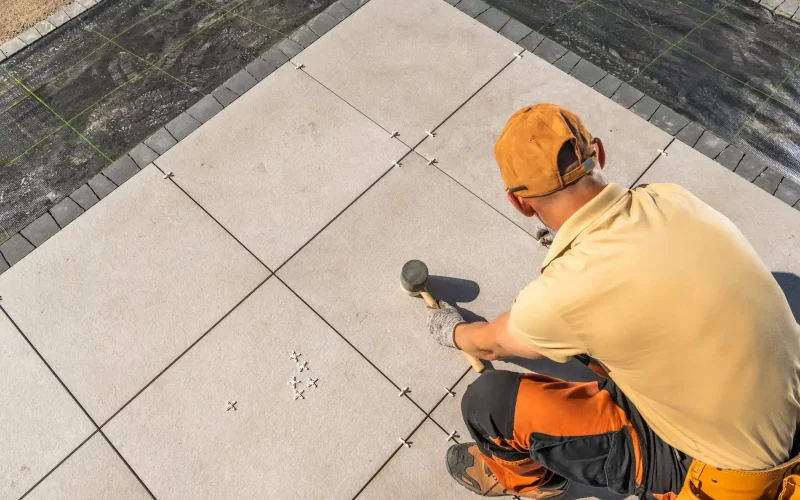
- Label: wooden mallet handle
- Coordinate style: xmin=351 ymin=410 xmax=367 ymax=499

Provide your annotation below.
xmin=421 ymin=290 xmax=485 ymax=373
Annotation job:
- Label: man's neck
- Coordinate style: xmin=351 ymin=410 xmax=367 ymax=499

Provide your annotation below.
xmin=538 ymin=180 xmax=608 ymax=232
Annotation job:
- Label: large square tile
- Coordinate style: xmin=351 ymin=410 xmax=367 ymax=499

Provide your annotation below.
xmin=25 ymin=434 xmax=150 ymax=500
xmin=155 ymin=64 xmax=407 ymax=268
xmin=639 ymin=140 xmax=800 ymax=272
xmin=416 ymin=54 xmax=672 ymax=236
xmin=1 ymin=310 xmax=94 ymax=500
xmin=278 ymin=154 xmax=544 ymax=410
xmin=0 ymin=165 xmax=268 ymax=423
xmin=104 ymin=278 xmax=421 ymax=500
xmin=295 ymin=0 xmax=520 ymax=145
xmin=233 ymin=0 xmax=334 ymax=33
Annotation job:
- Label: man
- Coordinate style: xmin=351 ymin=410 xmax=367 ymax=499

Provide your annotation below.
xmin=427 ymin=104 xmax=800 ymax=499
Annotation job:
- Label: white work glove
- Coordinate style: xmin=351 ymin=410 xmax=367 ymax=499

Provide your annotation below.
xmin=535 ymin=227 xmax=554 ymax=247
xmin=426 ymin=300 xmax=465 ymax=348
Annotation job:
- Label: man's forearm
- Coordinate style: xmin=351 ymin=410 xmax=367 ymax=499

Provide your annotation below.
xmin=453 ymin=311 xmax=545 ymax=361
xmin=453 ymin=322 xmax=499 ymax=359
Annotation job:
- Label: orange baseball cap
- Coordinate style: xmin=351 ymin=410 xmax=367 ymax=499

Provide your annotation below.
xmin=494 ymin=103 xmax=599 ymax=198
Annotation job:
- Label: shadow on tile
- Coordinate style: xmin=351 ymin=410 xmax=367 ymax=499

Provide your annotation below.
xmin=427 ymin=275 xmax=481 ymax=304
xmin=774 ymin=272 xmax=800 ymax=323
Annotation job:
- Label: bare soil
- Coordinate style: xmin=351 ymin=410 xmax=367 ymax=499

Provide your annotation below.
xmin=0 ymin=0 xmax=72 ymax=44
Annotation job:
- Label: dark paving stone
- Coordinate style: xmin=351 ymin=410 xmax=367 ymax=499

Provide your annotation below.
xmin=610 ymin=83 xmax=643 ymax=108
xmin=88 ymin=173 xmax=117 ymax=198
xmin=0 ymin=98 xmax=63 ymax=168
xmin=165 ymin=112 xmax=201 ymax=140
xmin=47 ymin=10 xmax=71 ymax=28
xmin=775 ymin=178 xmax=800 ymax=206
xmin=307 ymin=12 xmax=340 ymax=36
xmin=630 ymin=95 xmax=659 ymax=120
xmin=733 ymin=154 xmax=766 ymax=182
xmin=484 ymin=0 xmax=586 ymax=31
xmin=678 ymin=19 xmax=796 ymax=96
xmin=675 ymin=121 xmax=704 ymax=146
xmin=498 ymin=18 xmax=533 ymax=43
xmin=103 ymin=155 xmax=140 ymax=185
xmin=224 ymin=70 xmax=258 ymax=95
xmin=734 ymin=99 xmax=800 ymax=183
xmin=0 ymin=254 xmax=8 ymax=274
xmin=0 ymin=234 xmax=34 ymax=266
xmin=694 ymin=130 xmax=727 ymax=159
xmin=554 ymin=51 xmax=581 ymax=73
xmin=261 ymin=46 xmax=289 ymax=67
xmin=569 ymin=58 xmax=606 ymax=87
xmin=593 ymin=73 xmax=623 ymax=97
xmin=0 ymin=39 xmax=26 ymax=58
xmin=542 ymin=3 xmax=671 ymax=82
xmin=649 ymin=104 xmax=690 ymax=135
xmin=325 ymin=2 xmax=351 ymax=21
xmin=518 ymin=31 xmax=545 ymax=53
xmin=70 ymin=69 xmax=198 ymax=159
xmin=753 ymin=167 xmax=784 ymax=194
xmin=50 ymin=197 xmax=84 ymax=228
xmin=212 ymin=85 xmax=239 ymax=106
xmin=114 ymin=0 xmax=221 ymax=64
xmin=70 ymin=183 xmax=100 ymax=210
xmin=477 ymin=7 xmax=510 ymax=31
xmin=596 ymin=0 xmax=711 ymax=43
xmin=144 ymin=127 xmax=178 ymax=154
xmin=533 ymin=38 xmax=567 ymax=64
xmin=234 ymin=0 xmax=334 ymax=33
xmin=158 ymin=14 xmax=283 ymax=94
xmin=36 ymin=44 xmax=149 ymax=121
xmin=715 ymin=0 xmax=800 ymax=59
xmin=18 ymin=28 xmax=43 ymax=45
xmin=715 ymin=145 xmax=745 ymax=170
xmin=246 ymin=57 xmax=277 ymax=81
xmin=4 ymin=24 xmax=107 ymax=92
xmin=289 ymin=25 xmax=319 ymax=47
xmin=21 ymin=212 xmax=60 ymax=247
xmin=34 ymin=20 xmax=57 ymax=37
xmin=187 ymin=94 xmax=224 ymax=122
xmin=128 ymin=142 xmax=159 ymax=167
xmin=0 ymin=71 xmax=29 ymax=114
xmin=64 ymin=2 xmax=88 ymax=17
xmin=339 ymin=0 xmax=367 ymax=11
xmin=632 ymin=48 xmax=766 ymax=143
xmin=81 ymin=0 xmax=174 ymax=38
xmin=457 ymin=0 xmax=490 ymax=17
xmin=276 ymin=37 xmax=304 ymax=58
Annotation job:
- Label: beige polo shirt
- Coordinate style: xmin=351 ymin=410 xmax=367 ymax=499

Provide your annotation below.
xmin=509 ymin=182 xmax=800 ymax=470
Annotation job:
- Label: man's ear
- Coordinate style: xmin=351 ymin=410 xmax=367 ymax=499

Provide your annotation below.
xmin=506 ymin=191 xmax=536 ymax=217
xmin=596 ymin=138 xmax=606 ymax=169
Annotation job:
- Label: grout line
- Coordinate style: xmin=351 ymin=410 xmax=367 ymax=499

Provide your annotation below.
xmin=629 ymin=137 xmax=676 ymax=187
xmin=97 ymin=430 xmax=157 ymax=499
xmin=63 ymin=67 xmax=149 ymax=125
xmin=0 ymin=124 xmax=66 ymax=171
xmin=731 ymin=60 xmax=800 ymax=141
xmin=17 ymin=430 xmax=99 ymax=499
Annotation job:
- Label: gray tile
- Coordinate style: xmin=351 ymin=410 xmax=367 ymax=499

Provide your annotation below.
xmin=594 ymin=73 xmax=623 ymax=98
xmin=734 ymin=154 xmax=767 ymax=182
xmin=223 ymin=70 xmax=258 ymax=96
xmin=762 ymin=0 xmax=786 ymax=9
xmin=24 ymin=434 xmax=150 ymax=500
xmin=0 ymin=38 xmax=27 ymax=57
xmin=675 ymin=121 xmax=704 ymax=147
xmin=165 ymin=112 xmax=202 ymax=141
xmin=0 ymin=234 xmax=34 ymax=266
xmin=445 ymin=0 xmax=459 ymax=4
xmin=553 ymin=50 xmax=580 ymax=73
xmin=261 ymin=47 xmax=289 ymax=68
xmin=456 ymin=0 xmax=490 ymax=17
xmin=297 ymin=0 xmax=519 ymax=145
xmin=88 ymin=173 xmax=116 ymax=199
xmin=289 ymin=25 xmax=319 ymax=47
xmin=0 ymin=312 xmax=94 ymax=500
xmin=50 ymin=197 xmax=84 ymax=228
xmin=21 ymin=212 xmax=60 ymax=247
xmin=569 ymin=58 xmax=606 ymax=87
xmin=154 ymin=64 xmax=408 ymax=268
xmin=610 ymin=83 xmax=644 ymax=108
xmin=476 ymin=7 xmax=510 ymax=31
xmin=498 ymin=18 xmax=533 ymax=43
xmin=18 ymin=28 xmax=42 ymax=45
xmin=753 ymin=167 xmax=784 ymax=194
xmin=326 ymin=1 xmax=352 ymax=20
xmin=103 ymin=279 xmax=420 ymax=499
xmin=0 ymin=166 xmax=268 ymax=423
xmin=518 ymin=31 xmax=545 ymax=52
xmin=64 ymin=1 xmax=87 ymax=17
xmin=533 ymin=37 xmax=567 ymax=63
xmin=630 ymin=95 xmax=660 ymax=121
xmin=715 ymin=145 xmax=745 ymax=171
xmin=47 ymin=10 xmax=71 ymax=27
xmin=649 ymin=105 xmax=690 ymax=136
xmin=795 ymin=7 xmax=800 ymax=20
xmin=103 ymin=155 xmax=140 ymax=185
xmin=0 ymin=254 xmax=7 ymax=274
xmin=128 ymin=143 xmax=159 ymax=168
xmin=694 ymin=130 xmax=727 ymax=159
xmin=186 ymin=94 xmax=224 ymax=123
xmin=144 ymin=127 xmax=178 ymax=155
xmin=34 ymin=20 xmax=56 ymax=36
xmin=340 ymin=0 xmax=369 ymax=11
xmin=212 ymin=85 xmax=238 ymax=107
xmin=276 ymin=37 xmax=304 ymax=59
xmin=775 ymin=178 xmax=800 ymax=206
xmin=416 ymin=54 xmax=672 ymax=235
xmin=70 ymin=184 xmax=100 ymax=210
xmin=245 ymin=57 xmax=277 ymax=81
xmin=308 ymin=12 xmax=340 ymax=37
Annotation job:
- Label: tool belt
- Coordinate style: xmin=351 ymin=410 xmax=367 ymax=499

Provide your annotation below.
xmin=676 ymin=454 xmax=800 ymax=500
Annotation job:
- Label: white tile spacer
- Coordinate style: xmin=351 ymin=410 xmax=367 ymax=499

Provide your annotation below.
xmin=289 ymin=350 xmax=301 ymax=361
xmin=398 ymin=437 xmax=411 ymax=448
xmin=297 ymin=361 xmax=309 ymax=372
xmin=426 ymin=157 xmax=436 ymax=166
xmin=446 ymin=430 xmax=459 ymax=442
xmin=392 ymin=161 xmax=401 ymax=168
xmin=307 ymin=377 xmax=318 ymax=388
xmin=288 ymin=377 xmax=299 ymax=389
xmin=292 ymin=61 xmax=304 ymax=70
xmin=657 ymin=149 xmax=668 ymax=157
xmin=294 ymin=389 xmax=305 ymax=400
xmin=444 ymin=387 xmax=456 ymax=397
xmin=226 ymin=400 xmax=237 ymax=411
xmin=389 ymin=131 xmax=399 ymax=139
xmin=425 ymin=130 xmax=436 ymax=138
xmin=513 ymin=51 xmax=524 ymax=59
xmin=163 ymin=171 xmax=174 ymax=179
xmin=398 ymin=387 xmax=410 ymax=397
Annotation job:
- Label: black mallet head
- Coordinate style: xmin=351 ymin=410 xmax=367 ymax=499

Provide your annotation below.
xmin=401 ymin=260 xmax=429 ymax=296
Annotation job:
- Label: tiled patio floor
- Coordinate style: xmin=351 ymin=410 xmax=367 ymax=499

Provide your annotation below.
xmin=1 ymin=0 xmax=799 ymax=499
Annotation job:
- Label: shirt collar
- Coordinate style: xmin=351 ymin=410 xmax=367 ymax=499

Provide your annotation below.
xmin=540 ymin=183 xmax=630 ymax=271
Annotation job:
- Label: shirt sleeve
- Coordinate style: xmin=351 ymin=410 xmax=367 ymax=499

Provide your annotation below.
xmin=508 ymin=276 xmax=588 ymax=363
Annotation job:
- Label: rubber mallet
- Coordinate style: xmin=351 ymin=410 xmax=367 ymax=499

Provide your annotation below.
xmin=401 ymin=260 xmax=485 ymax=373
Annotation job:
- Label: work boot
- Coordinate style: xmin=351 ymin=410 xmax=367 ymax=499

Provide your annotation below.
xmin=446 ymin=443 xmax=569 ymax=498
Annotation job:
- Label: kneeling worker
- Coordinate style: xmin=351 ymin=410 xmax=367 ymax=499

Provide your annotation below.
xmin=426 ymin=104 xmax=800 ymax=499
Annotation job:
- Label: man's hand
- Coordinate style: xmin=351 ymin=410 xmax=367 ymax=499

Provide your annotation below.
xmin=426 ymin=300 xmax=465 ymax=348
